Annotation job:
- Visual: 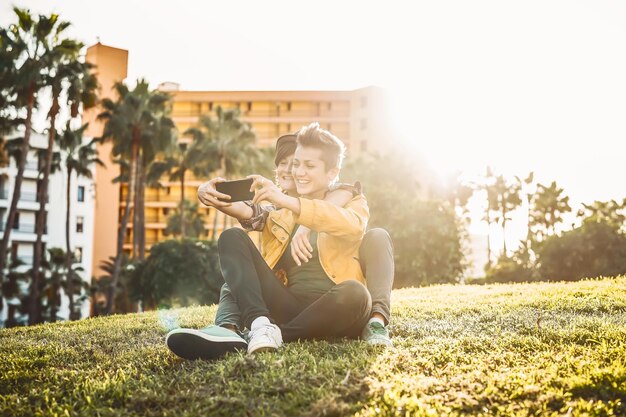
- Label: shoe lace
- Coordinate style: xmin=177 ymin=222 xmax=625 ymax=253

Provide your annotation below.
xmin=251 ymin=324 xmax=274 ymax=340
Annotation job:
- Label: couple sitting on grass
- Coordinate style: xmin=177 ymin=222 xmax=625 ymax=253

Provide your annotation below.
xmin=166 ymin=122 xmax=394 ymax=359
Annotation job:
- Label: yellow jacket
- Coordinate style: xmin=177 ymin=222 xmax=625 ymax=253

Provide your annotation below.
xmin=260 ymin=195 xmax=369 ymax=284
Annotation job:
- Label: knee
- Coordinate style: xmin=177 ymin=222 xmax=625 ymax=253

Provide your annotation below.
xmin=217 ymin=228 xmax=248 ymax=251
xmin=361 ymin=228 xmax=393 ymax=256
xmin=365 ymin=228 xmax=391 ymax=245
xmin=336 ymin=280 xmax=372 ymax=311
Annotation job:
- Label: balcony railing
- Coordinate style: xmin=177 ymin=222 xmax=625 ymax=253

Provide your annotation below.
xmin=24 ymin=161 xmax=39 ymax=171
xmin=145 ymin=216 xmax=166 ymax=223
xmin=12 ymin=223 xmax=35 ymax=233
xmin=20 ymin=191 xmax=38 ymax=202
xmin=122 ymin=193 xmax=181 ymax=203
xmin=12 ymin=256 xmax=33 ymax=266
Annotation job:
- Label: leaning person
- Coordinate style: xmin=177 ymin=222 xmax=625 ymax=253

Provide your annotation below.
xmin=166 ymin=125 xmax=388 ymax=359
xmin=212 ymin=134 xmax=393 ymax=347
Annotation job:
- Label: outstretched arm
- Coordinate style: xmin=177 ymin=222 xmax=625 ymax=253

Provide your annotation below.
xmin=197 ymin=177 xmax=254 ymax=220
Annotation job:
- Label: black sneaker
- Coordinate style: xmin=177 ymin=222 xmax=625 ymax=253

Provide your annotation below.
xmin=165 ymin=325 xmax=248 ymax=360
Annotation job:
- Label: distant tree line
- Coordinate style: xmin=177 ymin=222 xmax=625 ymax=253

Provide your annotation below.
xmin=477 ymin=169 xmax=626 ymax=283
xmin=0 ymin=8 xmax=100 ymax=325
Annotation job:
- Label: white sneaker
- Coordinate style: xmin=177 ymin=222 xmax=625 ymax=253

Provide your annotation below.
xmin=247 ymin=316 xmax=283 ymax=354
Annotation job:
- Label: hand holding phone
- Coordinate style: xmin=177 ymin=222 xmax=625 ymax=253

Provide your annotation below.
xmin=215 ymin=178 xmax=255 ymax=202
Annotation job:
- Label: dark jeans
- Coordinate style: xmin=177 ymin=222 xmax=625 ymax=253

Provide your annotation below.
xmin=217 ymin=228 xmax=371 ymax=342
xmin=216 ymin=228 xmax=394 ymax=329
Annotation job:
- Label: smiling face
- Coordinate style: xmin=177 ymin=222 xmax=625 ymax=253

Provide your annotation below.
xmin=275 ymin=154 xmax=296 ymax=194
xmin=292 ymin=146 xmax=339 ymax=199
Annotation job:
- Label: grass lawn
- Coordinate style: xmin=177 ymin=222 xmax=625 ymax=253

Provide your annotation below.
xmin=1 ymin=277 xmax=625 ymax=416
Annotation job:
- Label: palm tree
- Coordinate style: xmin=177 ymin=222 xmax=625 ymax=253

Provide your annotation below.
xmin=162 ymin=128 xmax=219 ymax=238
xmin=136 ymin=114 xmax=176 ymax=256
xmin=516 ymin=172 xmax=535 ymax=245
xmin=2 ymin=259 xmax=29 ymax=327
xmin=577 ymin=199 xmax=626 ymax=230
xmin=97 ymin=80 xmax=174 ymax=314
xmin=57 ymin=122 xmax=103 ymax=319
xmin=479 ymin=167 xmax=498 ymax=268
xmin=0 ymin=8 xmax=77 ymax=289
xmin=185 ymin=106 xmax=259 ymax=240
xmin=492 ymin=175 xmax=522 ymax=257
xmin=31 ymin=59 xmax=98 ymax=324
xmin=165 ymin=200 xmax=207 ymax=239
xmin=530 ymin=181 xmax=571 ymax=241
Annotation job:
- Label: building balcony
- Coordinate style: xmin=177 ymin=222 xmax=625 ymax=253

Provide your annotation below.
xmin=20 ymin=191 xmax=38 ymax=203
xmin=12 ymin=223 xmax=35 ymax=233
xmin=0 ymin=223 xmax=47 ymax=234
xmin=24 ymin=161 xmax=39 ymax=171
xmin=11 ymin=255 xmax=33 ymax=266
xmin=120 ymin=194 xmax=182 ymax=205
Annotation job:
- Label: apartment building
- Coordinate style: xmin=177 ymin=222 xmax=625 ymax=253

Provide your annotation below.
xmin=84 ymin=43 xmax=391 ymax=276
xmin=0 ymin=133 xmax=96 ymax=323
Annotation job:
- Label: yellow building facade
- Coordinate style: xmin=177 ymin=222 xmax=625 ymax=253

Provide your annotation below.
xmin=84 ymin=44 xmax=390 ymax=276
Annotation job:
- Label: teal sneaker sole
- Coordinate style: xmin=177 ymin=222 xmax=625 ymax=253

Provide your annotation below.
xmin=166 ymin=328 xmax=247 ymax=360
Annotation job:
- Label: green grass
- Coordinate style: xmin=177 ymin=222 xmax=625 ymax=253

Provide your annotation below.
xmin=1 ymin=277 xmax=625 ymax=416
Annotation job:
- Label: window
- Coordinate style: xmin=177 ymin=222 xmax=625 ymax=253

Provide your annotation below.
xmin=286 ymin=102 xmax=292 ymax=112
xmin=360 ymin=96 xmax=368 ymax=108
xmin=208 ymin=102 xmax=214 ymax=111
xmin=77 ymin=185 xmax=85 ymax=202
xmin=247 ymin=102 xmax=252 ymax=112
xmin=361 ymin=140 xmax=368 ymax=152
xmin=163 ymin=208 xmax=170 ymax=215
xmin=360 ymin=118 xmax=367 ymax=130
xmin=76 ymin=216 xmax=84 ymax=233
xmin=74 ymin=247 xmax=83 ymax=263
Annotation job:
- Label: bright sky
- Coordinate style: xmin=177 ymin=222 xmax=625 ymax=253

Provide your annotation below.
xmin=3 ymin=0 xmax=626 ymax=259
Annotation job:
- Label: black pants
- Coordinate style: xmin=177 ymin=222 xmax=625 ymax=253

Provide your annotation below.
xmin=218 ymin=228 xmax=372 ymax=342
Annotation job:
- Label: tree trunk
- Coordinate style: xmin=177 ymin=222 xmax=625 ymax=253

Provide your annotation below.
xmin=138 ymin=163 xmax=145 ymax=260
xmin=526 ymin=194 xmax=532 ymax=244
xmin=0 ymin=84 xmax=35 ymax=288
xmin=132 ymin=152 xmax=141 ymax=259
xmin=502 ymin=219 xmax=507 ymax=256
xmin=180 ymin=169 xmax=186 ymax=238
xmin=30 ymin=99 xmax=59 ymax=324
xmin=50 ymin=276 xmax=59 ymax=323
xmin=502 ymin=206 xmax=507 ymax=257
xmin=211 ymin=209 xmax=220 ymax=242
xmin=65 ymin=167 xmax=77 ymax=320
xmin=6 ymin=304 xmax=18 ymax=328
xmin=106 ymin=142 xmax=138 ymax=315
xmin=485 ymin=210 xmax=492 ymax=269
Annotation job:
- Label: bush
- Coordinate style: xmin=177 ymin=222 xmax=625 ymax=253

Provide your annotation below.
xmin=485 ymin=255 xmax=535 ymax=283
xmin=130 ymin=239 xmax=223 ymax=309
xmin=342 ymin=153 xmax=467 ymax=287
xmin=537 ymin=221 xmax=626 ymax=281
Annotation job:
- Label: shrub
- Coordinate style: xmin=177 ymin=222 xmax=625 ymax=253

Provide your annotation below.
xmin=130 ymin=239 xmax=223 ymax=309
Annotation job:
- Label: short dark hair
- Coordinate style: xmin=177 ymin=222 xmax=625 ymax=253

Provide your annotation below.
xmin=295 ymin=122 xmax=346 ymax=170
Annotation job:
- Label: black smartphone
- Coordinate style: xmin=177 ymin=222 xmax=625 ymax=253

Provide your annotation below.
xmin=215 ymin=178 xmax=255 ymax=202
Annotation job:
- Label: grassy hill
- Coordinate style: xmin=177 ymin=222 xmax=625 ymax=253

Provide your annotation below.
xmin=1 ymin=277 xmax=625 ymax=416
